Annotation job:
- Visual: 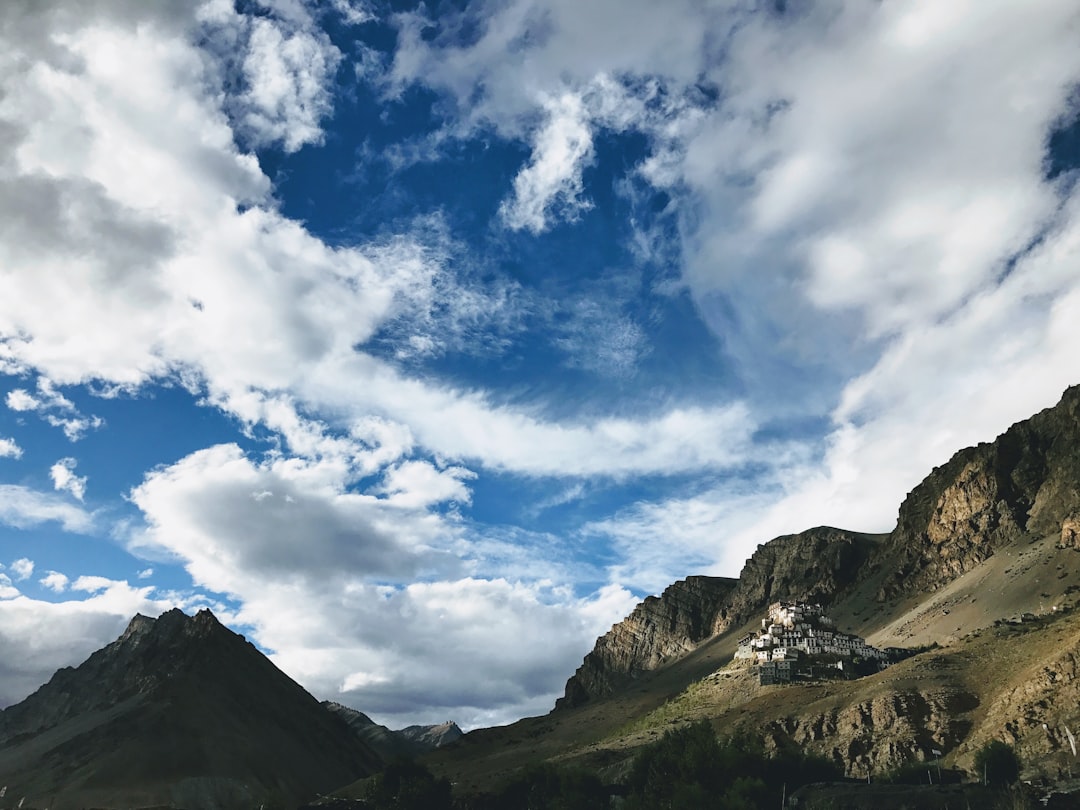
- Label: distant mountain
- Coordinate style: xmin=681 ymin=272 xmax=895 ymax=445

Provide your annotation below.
xmin=397 ymin=720 xmax=463 ymax=749
xmin=323 ymin=701 xmax=463 ymax=760
xmin=0 ymin=608 xmax=382 ymax=810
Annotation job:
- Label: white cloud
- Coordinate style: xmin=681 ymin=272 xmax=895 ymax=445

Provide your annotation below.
xmin=330 ymin=0 xmax=374 ymax=27
xmin=0 ymin=573 xmax=19 ymax=600
xmin=0 ymin=485 xmax=94 ymax=533
xmin=10 ymin=557 xmax=33 ymax=581
xmin=128 ymin=443 xmax=464 ymax=596
xmin=5 ymin=389 xmax=37 ymax=411
xmin=137 ymin=567 xmax=154 ymax=579
xmin=0 ymin=436 xmax=21 ymax=458
xmin=500 ymin=90 xmax=594 ymax=233
xmin=39 ymin=570 xmax=69 ymax=592
xmin=237 ymin=16 xmax=342 ymax=152
xmin=121 ymin=434 xmax=640 ymax=726
xmin=50 ymin=456 xmax=87 ymax=501
xmin=374 ymin=460 xmax=476 ymax=509
xmin=3 ymin=0 xmax=1080 ymax=730
xmin=243 ymin=576 xmax=638 ymax=728
xmin=4 ymin=380 xmax=103 ymax=441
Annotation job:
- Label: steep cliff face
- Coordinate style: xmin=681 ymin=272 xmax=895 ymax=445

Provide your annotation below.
xmin=557 ymin=528 xmax=878 ymax=709
xmin=715 ymin=526 xmax=880 ymax=635
xmin=875 ymin=385 xmax=1080 ymax=601
xmin=556 ymin=576 xmax=737 ymax=708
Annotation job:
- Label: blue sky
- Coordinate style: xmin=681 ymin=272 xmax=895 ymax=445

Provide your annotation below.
xmin=2 ymin=0 xmax=1080 ymax=730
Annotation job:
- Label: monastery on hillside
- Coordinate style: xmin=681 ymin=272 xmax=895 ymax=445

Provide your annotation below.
xmin=736 ymin=601 xmax=889 ymax=685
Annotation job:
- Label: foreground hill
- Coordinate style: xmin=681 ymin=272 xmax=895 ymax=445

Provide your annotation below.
xmin=425 ymin=384 xmax=1080 ymax=791
xmin=0 ymin=608 xmax=382 ymax=810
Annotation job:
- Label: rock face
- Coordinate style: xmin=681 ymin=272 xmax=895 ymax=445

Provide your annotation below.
xmin=0 ymin=608 xmax=381 ymax=810
xmin=714 ymin=526 xmax=880 ymax=635
xmin=557 ymin=528 xmax=878 ymax=708
xmin=556 ymin=576 xmax=737 ymax=708
xmin=758 ymin=688 xmax=979 ymax=776
xmin=398 ymin=720 xmax=464 ymax=749
xmin=874 ymin=385 xmax=1080 ymax=600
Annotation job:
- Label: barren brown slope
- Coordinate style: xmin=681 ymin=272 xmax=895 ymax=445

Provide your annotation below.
xmin=0 ymin=608 xmax=382 ymax=810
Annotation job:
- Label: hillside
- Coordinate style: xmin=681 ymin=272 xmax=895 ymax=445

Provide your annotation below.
xmin=425 ymin=385 xmax=1080 ymax=791
xmin=0 ymin=609 xmax=382 ymax=810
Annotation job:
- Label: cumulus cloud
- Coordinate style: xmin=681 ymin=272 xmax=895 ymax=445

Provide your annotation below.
xmin=0 ymin=573 xmax=18 ymax=600
xmin=39 ymin=570 xmax=69 ymax=592
xmin=128 ymin=443 xmax=464 ymax=595
xmin=240 ymin=576 xmax=638 ymax=728
xmin=50 ymin=457 xmax=87 ymax=501
xmin=9 ymin=557 xmax=33 ymax=581
xmin=3 ymin=0 xmax=1080 ymax=729
xmin=0 ymin=436 xmax=21 ymax=458
xmin=237 ymin=16 xmax=342 ymax=152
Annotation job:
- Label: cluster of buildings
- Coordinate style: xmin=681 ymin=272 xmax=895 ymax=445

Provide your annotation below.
xmin=735 ymin=601 xmax=889 ymax=685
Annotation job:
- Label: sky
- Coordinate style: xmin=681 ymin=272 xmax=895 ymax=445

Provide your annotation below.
xmin=1 ymin=0 xmax=1080 ymax=731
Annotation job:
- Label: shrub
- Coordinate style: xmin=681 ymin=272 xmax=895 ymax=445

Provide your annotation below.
xmin=974 ymin=740 xmax=1020 ymax=787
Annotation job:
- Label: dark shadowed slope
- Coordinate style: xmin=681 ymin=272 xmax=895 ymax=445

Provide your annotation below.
xmin=0 ymin=608 xmax=382 ymax=810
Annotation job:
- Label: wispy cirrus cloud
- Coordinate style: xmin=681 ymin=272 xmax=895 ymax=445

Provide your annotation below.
xmin=0 ymin=485 xmax=94 ymax=533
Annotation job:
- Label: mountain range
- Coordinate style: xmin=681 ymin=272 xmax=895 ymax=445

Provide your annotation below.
xmin=4 ymin=384 xmax=1080 ymax=807
xmin=0 ymin=609 xmax=454 ymax=809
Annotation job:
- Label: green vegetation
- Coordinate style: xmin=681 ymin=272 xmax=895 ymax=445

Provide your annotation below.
xmin=447 ymin=720 xmax=841 ymax=809
xmin=360 ymin=729 xmax=1025 ymax=809
xmin=974 ymin=740 xmax=1021 ymax=787
xmin=361 ymin=757 xmax=453 ymax=809
xmin=622 ymin=721 xmax=842 ymax=809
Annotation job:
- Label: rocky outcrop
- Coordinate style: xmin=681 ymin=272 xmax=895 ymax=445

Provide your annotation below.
xmin=557 ymin=528 xmax=879 ymax=709
xmin=0 ymin=609 xmax=382 ymax=810
xmin=715 ymin=526 xmax=880 ymax=635
xmin=875 ymin=385 xmax=1080 ymax=600
xmin=759 ymin=688 xmax=978 ymax=776
xmin=556 ymin=576 xmax=737 ymax=708
xmin=1058 ymin=512 xmax=1080 ymax=550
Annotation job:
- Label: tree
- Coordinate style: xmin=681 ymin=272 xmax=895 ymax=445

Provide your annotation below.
xmin=974 ymin=740 xmax=1020 ymax=787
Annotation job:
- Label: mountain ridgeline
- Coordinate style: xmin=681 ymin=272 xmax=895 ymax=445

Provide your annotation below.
xmin=557 ymin=385 xmax=1080 ymax=708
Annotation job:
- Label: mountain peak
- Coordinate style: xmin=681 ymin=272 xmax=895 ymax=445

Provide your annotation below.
xmin=0 ymin=608 xmax=381 ymax=809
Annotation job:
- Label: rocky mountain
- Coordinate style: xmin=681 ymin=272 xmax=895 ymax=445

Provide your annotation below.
xmin=870 ymin=385 xmax=1080 ymax=601
xmin=556 ymin=575 xmax=737 ymax=708
xmin=558 ymin=528 xmax=879 ymax=707
xmin=398 ymin=720 xmax=464 ymax=749
xmin=428 ymin=384 xmax=1080 ymax=790
xmin=323 ymin=701 xmax=462 ymax=759
xmin=0 ymin=608 xmax=382 ymax=810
